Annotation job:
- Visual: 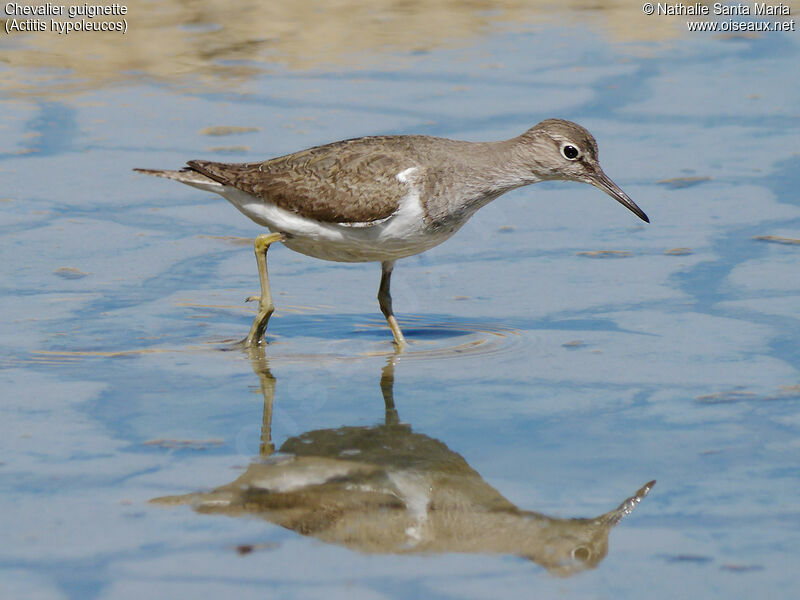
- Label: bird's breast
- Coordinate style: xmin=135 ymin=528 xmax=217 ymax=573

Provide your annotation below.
xmin=220 ymin=178 xmax=465 ymax=263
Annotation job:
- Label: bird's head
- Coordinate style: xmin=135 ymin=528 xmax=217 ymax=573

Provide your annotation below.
xmin=519 ymin=119 xmax=649 ymax=223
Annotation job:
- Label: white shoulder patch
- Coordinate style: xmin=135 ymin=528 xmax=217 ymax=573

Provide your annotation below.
xmin=396 ymin=166 xmax=419 ymax=183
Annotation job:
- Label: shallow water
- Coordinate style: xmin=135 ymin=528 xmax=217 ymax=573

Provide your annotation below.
xmin=2 ymin=1 xmax=799 ymax=598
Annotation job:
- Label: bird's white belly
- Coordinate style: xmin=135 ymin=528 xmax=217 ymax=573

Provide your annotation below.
xmin=221 ymin=186 xmax=456 ymax=263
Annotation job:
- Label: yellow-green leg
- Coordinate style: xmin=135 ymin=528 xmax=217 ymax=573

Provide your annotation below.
xmin=378 ymin=260 xmax=408 ymax=349
xmin=244 ymin=232 xmax=286 ymax=347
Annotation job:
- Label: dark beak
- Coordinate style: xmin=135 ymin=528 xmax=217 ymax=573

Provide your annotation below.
xmin=590 ymin=171 xmax=649 ymax=223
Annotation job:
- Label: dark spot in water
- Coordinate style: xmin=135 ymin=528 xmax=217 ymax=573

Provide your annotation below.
xmin=664 ymin=554 xmax=713 ymax=564
xmin=199 ymin=126 xmax=261 ymax=136
xmin=753 ymin=235 xmax=800 ymax=246
xmin=577 ymin=250 xmax=632 ymax=258
xmin=54 ymin=266 xmax=89 ymax=279
xmin=656 ymin=176 xmax=711 ymax=189
xmin=720 ymin=564 xmax=764 ymax=573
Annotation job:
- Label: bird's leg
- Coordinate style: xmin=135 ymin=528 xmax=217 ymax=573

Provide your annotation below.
xmin=244 ymin=232 xmax=286 ymax=347
xmin=378 ymin=260 xmax=408 ymax=348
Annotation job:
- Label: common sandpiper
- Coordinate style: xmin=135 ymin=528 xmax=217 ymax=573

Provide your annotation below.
xmin=135 ymin=119 xmax=649 ymax=348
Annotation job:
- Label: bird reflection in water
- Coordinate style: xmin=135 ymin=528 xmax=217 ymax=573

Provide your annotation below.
xmin=152 ymin=348 xmax=654 ymax=576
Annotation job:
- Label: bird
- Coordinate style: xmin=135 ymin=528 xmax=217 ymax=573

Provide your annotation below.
xmin=134 ymin=119 xmax=649 ymax=348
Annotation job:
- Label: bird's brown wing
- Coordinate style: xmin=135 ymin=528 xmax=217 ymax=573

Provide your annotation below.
xmin=187 ymin=136 xmax=422 ymax=223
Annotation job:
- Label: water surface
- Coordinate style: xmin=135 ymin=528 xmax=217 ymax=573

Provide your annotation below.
xmin=1 ymin=2 xmax=799 ymax=598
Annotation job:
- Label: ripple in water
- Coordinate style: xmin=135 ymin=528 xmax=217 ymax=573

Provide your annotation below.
xmin=20 ymin=312 xmax=541 ymax=366
xmin=229 ymin=313 xmax=536 ymax=364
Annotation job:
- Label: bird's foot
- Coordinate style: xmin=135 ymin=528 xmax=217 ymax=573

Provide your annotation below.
xmin=243 ymin=306 xmax=274 ymax=347
xmin=387 ymin=315 xmax=409 ymax=351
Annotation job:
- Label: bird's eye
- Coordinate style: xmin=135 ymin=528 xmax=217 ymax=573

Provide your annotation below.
xmin=561 ymin=144 xmax=580 ymax=160
xmin=572 ymin=546 xmax=591 ymax=562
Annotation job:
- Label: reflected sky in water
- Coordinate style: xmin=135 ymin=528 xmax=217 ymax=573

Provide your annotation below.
xmin=1 ymin=1 xmax=799 ymax=598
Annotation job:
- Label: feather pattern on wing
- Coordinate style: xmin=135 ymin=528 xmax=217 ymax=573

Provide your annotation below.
xmin=186 ymin=136 xmax=453 ymax=224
